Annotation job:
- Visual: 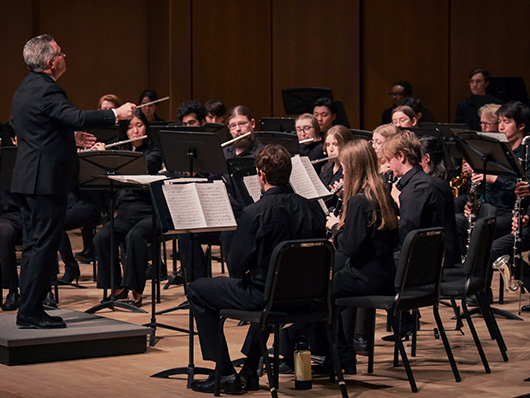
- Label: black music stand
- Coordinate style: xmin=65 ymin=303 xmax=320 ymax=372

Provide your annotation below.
xmin=455 ymin=133 xmax=526 ymax=320
xmin=81 ymin=150 xmax=148 ymax=314
xmin=87 ymin=126 xmax=120 ymax=145
xmin=254 ymin=131 xmax=299 ymax=155
xmin=282 ymin=87 xmax=333 ymax=114
xmin=350 ymin=128 xmax=373 ymax=141
xmin=259 ymin=117 xmax=296 ymax=133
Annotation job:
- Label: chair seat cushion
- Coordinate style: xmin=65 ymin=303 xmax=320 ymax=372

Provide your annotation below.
xmin=335 ymin=287 xmax=437 ymax=312
xmin=220 ymin=308 xmax=329 ymax=326
xmin=440 ymin=277 xmax=485 ymax=297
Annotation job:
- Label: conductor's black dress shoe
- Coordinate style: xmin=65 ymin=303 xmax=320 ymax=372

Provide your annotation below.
xmin=16 ymin=314 xmax=66 ymax=329
xmin=190 ymin=372 xmax=243 ymax=394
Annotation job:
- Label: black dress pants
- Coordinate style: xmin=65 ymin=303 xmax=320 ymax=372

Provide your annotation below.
xmin=187 ymin=276 xmax=265 ymax=368
xmin=18 ymin=194 xmax=67 ymax=317
xmin=0 ymin=218 xmax=23 ymax=290
xmin=94 ymin=202 xmax=157 ymax=294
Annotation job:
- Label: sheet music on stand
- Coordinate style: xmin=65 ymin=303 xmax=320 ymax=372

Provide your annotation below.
xmin=151 ymin=179 xmax=237 ymax=234
xmin=290 ymin=155 xmax=332 ymax=200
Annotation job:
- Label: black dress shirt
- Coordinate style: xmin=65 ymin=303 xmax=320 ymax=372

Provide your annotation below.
xmin=331 ymin=193 xmax=398 ymax=284
xmin=455 ymin=94 xmax=503 ymax=131
xmin=228 ymin=185 xmax=326 ymax=290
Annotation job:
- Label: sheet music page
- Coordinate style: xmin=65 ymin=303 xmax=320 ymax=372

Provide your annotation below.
xmin=243 ymin=175 xmax=262 ymax=203
xmin=300 ymin=156 xmax=332 ymax=197
xmin=108 ymin=175 xmax=167 ymax=185
xmin=195 ymin=180 xmax=237 ymax=228
xmin=162 ymin=183 xmax=207 ymax=229
xmin=163 ymin=177 xmax=209 ymax=185
xmin=477 ymin=132 xmax=509 ymax=142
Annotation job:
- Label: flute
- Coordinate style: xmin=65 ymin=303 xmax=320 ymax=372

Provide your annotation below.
xmin=311 ymin=155 xmax=338 ymax=165
xmin=106 ymin=135 xmax=147 ymax=148
xmin=329 ymin=180 xmax=344 ymax=195
xmin=221 ymin=131 xmax=252 ymax=148
xmin=137 ymin=96 xmax=170 ymax=108
xmin=299 ymin=138 xmax=314 ymax=144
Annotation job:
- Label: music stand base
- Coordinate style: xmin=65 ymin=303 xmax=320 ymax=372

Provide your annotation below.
xmin=57 ymin=279 xmax=87 ymax=289
xmin=85 ymin=300 xmax=147 ymax=314
xmin=163 ymin=274 xmax=184 ymax=290
xmin=144 ymin=321 xmax=193 ymax=347
xmin=455 ymin=306 xmax=523 ymax=321
xmin=151 ymin=365 xmax=212 ymax=388
xmin=155 ymin=300 xmax=189 ymax=315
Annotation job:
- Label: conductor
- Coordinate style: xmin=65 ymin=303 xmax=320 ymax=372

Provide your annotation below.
xmin=11 ymin=34 xmax=136 ymax=329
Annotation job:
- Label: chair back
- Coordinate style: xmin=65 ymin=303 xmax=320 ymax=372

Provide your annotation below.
xmin=262 ymin=239 xmax=334 ymax=317
xmin=461 ymin=216 xmax=496 ymax=284
xmin=394 ymin=228 xmax=446 ymax=311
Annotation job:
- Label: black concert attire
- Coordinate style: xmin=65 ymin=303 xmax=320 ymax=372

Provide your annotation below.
xmin=455 ymin=143 xmax=530 ymax=255
xmin=11 ymin=71 xmax=116 ymax=322
xmin=93 ymin=142 xmax=162 ymax=295
xmin=178 ymin=139 xmax=264 ymax=281
xmin=300 ymin=141 xmax=325 ymax=174
xmin=320 ymin=162 xmax=343 ymax=211
xmin=397 ymin=165 xmax=459 ymax=266
xmin=455 ymin=94 xmax=503 ymax=131
xmin=58 ymin=189 xmax=105 ymax=280
xmin=187 ymin=185 xmax=326 ymax=373
xmin=0 ymin=189 xmax=23 ymax=294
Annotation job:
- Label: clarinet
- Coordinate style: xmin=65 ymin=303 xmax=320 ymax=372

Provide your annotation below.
xmin=463 ymin=180 xmax=481 ymax=262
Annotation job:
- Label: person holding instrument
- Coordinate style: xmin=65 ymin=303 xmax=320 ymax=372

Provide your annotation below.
xmin=11 ymin=34 xmax=136 ymax=329
xmin=93 ymin=110 xmax=162 ymax=307
xmin=139 ymin=90 xmax=164 ymax=122
xmin=296 ymin=113 xmax=324 ymax=173
xmin=319 ymin=125 xmax=353 ymax=189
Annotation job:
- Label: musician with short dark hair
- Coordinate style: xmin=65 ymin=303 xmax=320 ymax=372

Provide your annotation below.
xmin=187 ymin=144 xmax=326 ymax=393
xmin=177 ymin=100 xmax=206 ymax=126
xmin=204 ymin=99 xmax=226 ymax=124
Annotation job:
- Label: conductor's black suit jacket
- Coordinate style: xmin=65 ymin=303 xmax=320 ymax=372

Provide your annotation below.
xmin=11 ymin=72 xmax=115 ymax=195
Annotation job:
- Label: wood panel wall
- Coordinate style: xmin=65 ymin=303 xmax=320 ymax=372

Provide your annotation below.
xmin=1 ymin=1 xmax=529 ymax=131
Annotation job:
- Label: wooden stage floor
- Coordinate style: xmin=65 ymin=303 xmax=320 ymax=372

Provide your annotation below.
xmin=0 ymin=232 xmax=529 ymax=398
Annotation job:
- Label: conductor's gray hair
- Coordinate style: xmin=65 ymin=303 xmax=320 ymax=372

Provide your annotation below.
xmin=23 ymin=34 xmax=56 ymax=72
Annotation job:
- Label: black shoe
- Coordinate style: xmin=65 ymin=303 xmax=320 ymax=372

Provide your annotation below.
xmin=60 ymin=268 xmax=81 ymax=283
xmin=353 ymin=333 xmax=371 ymax=355
xmin=190 ymin=372 xmax=243 ymax=394
xmin=239 ymin=366 xmax=259 ymax=391
xmin=312 ymin=355 xmax=356 ymax=375
xmin=16 ymin=313 xmax=66 ymax=329
xmin=2 ymin=292 xmax=19 ymax=311
xmin=42 ymin=292 xmax=58 ymax=308
xmin=75 ymin=248 xmax=93 ymax=261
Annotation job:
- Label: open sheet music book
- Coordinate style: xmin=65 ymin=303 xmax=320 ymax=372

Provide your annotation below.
xmin=108 ymin=175 xmax=168 ymax=185
xmin=152 ymin=180 xmax=237 ymax=234
xmin=290 ymin=155 xmax=332 ymax=200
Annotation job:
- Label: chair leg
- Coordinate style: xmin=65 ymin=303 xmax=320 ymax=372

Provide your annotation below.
xmin=273 ymin=325 xmax=280 ymax=389
xmin=477 ymin=293 xmax=509 ymax=362
xmin=391 ymin=313 xmax=418 ymax=393
xmin=411 ymin=310 xmax=418 ymax=357
xmin=462 ymin=300 xmax=491 ymax=373
xmin=258 ymin=329 xmax=278 ymax=398
xmin=368 ymin=308 xmax=376 ymax=373
xmin=326 ymin=322 xmax=349 ymax=398
xmin=449 ymin=296 xmax=464 ymax=332
xmin=432 ymin=305 xmax=461 ymax=382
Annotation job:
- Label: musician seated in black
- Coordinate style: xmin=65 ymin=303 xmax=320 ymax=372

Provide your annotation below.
xmin=93 ymin=110 xmax=162 ymax=306
xmin=187 ymin=145 xmax=326 ymax=393
xmin=455 ymin=101 xmax=530 ymax=256
xmin=177 ymin=100 xmax=205 ymax=127
xmin=0 ymin=133 xmax=22 ymax=311
xmin=313 ymin=97 xmax=337 ymax=135
xmin=204 ymin=99 xmax=226 ymax=124
xmin=325 ymin=140 xmax=399 ymax=367
xmin=391 ymin=105 xmax=418 ymax=129
xmin=420 ymin=136 xmax=460 ymax=267
xmin=139 ymin=89 xmax=165 ymax=122
xmin=178 ymin=106 xmax=263 ymax=281
xmin=296 ymin=113 xmax=325 ymax=173
xmin=381 ymin=81 xmax=435 ymax=124
xmin=455 ymin=69 xmax=503 ymax=131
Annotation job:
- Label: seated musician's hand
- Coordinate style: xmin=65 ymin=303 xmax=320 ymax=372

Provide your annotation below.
xmin=463 ymin=201 xmax=472 ymax=217
xmin=471 ymin=172 xmax=497 ymax=185
xmin=75 ymin=131 xmax=97 ymax=148
xmin=326 ymin=214 xmax=339 ymax=231
xmin=462 ymin=162 xmax=474 ymax=175
xmin=515 ymin=181 xmax=530 ymax=198
xmin=330 ymin=179 xmax=343 ymax=196
xmin=92 ymin=142 xmax=106 ymax=151
xmin=116 ymin=102 xmax=137 ymax=120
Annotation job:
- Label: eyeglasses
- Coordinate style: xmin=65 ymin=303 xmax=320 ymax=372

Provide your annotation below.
xmin=393 ymin=118 xmax=410 ymax=125
xmin=296 ymin=125 xmax=313 ymax=133
xmin=228 ymin=120 xmax=249 ymax=130
xmin=480 ymin=121 xmax=498 ymax=126
xmin=369 ymin=139 xmax=383 ymax=148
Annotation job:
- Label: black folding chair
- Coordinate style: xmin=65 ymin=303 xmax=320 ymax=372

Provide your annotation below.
xmin=214 ymin=239 xmax=347 ymax=397
xmin=441 ymin=216 xmax=508 ymax=372
xmin=335 ymin=227 xmax=460 ymax=393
